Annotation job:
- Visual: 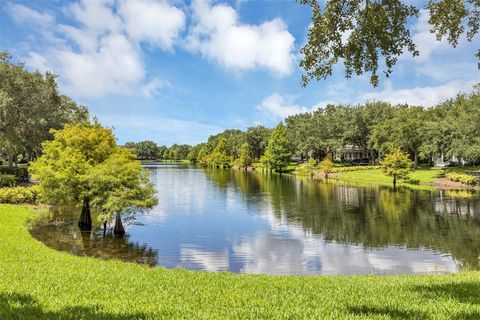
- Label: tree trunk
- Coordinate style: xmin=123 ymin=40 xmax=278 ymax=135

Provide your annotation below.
xmin=7 ymin=154 xmax=13 ymax=167
xmin=103 ymin=220 xmax=107 ymax=236
xmin=78 ymin=197 xmax=92 ymax=231
xmin=114 ymin=212 xmax=125 ymax=237
xmin=414 ymin=151 xmax=418 ymax=169
xmin=393 ymin=174 xmax=397 ymax=191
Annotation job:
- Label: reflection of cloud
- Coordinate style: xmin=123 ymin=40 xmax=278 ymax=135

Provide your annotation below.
xmin=232 ymin=230 xmax=458 ymax=275
xmin=238 ymin=199 xmax=460 ymax=275
xmin=233 ymin=234 xmax=309 ymax=274
xmin=180 ymin=246 xmax=229 ymax=272
xmin=147 ymin=167 xmax=208 ymax=217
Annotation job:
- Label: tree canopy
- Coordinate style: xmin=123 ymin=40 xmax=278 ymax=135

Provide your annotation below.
xmin=265 ymin=123 xmax=292 ymax=172
xmin=30 ymin=123 xmax=157 ymax=233
xmin=300 ymin=0 xmax=479 ymax=86
xmin=0 ymin=51 xmax=88 ymax=165
xmin=381 ymin=149 xmax=414 ymax=189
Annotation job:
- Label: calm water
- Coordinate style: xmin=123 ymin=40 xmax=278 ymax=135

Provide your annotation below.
xmin=29 ymin=164 xmax=480 ymax=275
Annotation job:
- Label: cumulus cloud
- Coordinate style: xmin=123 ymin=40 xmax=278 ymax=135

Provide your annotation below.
xmin=118 ymin=0 xmax=185 ymax=50
xmin=54 ymin=33 xmax=146 ymax=97
xmin=257 ymin=93 xmax=332 ymax=120
xmin=257 ymin=94 xmax=311 ymax=120
xmin=360 ymin=80 xmax=478 ymax=107
xmin=69 ymin=0 xmax=122 ymax=34
xmin=186 ymin=0 xmax=295 ymax=76
xmin=410 ymin=10 xmax=451 ymax=62
xmin=5 ymin=2 xmax=54 ymax=27
xmin=9 ymin=0 xmax=185 ymax=98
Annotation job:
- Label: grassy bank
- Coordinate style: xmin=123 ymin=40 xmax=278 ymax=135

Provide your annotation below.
xmin=1 ymin=205 xmax=480 ymax=319
xmin=335 ymin=168 xmax=442 ymax=191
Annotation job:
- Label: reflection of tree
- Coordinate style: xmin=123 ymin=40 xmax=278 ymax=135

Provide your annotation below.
xmin=208 ymin=170 xmax=480 ymax=270
xmin=204 ymin=168 xmax=232 ymax=190
xmin=80 ymin=231 xmax=157 ymax=266
xmin=29 ymin=206 xmax=158 ymax=266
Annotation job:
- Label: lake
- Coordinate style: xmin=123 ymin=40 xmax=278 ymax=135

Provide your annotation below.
xmin=29 ymin=163 xmax=480 ymax=275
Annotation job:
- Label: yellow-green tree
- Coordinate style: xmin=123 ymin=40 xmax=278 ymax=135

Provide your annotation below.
xmin=381 ymin=149 xmax=413 ymax=190
xmin=209 ymin=138 xmax=233 ymax=168
xmin=30 ymin=123 xmax=157 ymax=233
xmin=235 ymin=142 xmax=252 ymax=171
xmin=318 ymin=156 xmax=334 ymax=179
xmin=265 ymin=123 xmax=291 ymax=173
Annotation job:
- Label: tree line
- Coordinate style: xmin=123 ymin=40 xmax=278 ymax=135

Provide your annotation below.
xmin=185 ymin=86 xmax=480 ymax=172
xmin=0 ymin=52 xmax=89 ymax=166
xmin=123 ymin=141 xmax=193 ymax=161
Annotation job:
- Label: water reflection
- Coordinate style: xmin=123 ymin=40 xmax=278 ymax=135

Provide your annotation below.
xmin=30 ymin=164 xmax=480 ymax=275
xmin=29 ymin=207 xmax=158 ymax=266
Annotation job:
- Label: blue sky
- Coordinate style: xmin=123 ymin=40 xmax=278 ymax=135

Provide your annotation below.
xmin=1 ymin=0 xmax=479 ymax=145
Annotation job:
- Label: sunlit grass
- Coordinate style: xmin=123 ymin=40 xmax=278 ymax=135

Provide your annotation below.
xmin=1 ymin=204 xmax=480 ymax=319
xmin=336 ymin=168 xmax=442 ymax=191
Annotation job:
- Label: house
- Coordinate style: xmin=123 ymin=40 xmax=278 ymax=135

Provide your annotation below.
xmin=334 ymin=145 xmax=370 ymax=163
xmin=433 ymin=153 xmax=468 ymax=167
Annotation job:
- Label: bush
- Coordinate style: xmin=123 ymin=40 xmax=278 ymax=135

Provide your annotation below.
xmin=331 ymin=166 xmax=380 ymax=173
xmin=0 ymin=186 xmax=39 ymax=204
xmin=403 ymin=178 xmax=420 ymax=185
xmin=296 ymin=159 xmax=318 ymax=176
xmin=446 ymin=172 xmax=478 ymax=185
xmin=0 ymin=174 xmax=16 ymax=187
xmin=0 ymin=166 xmax=29 ymax=181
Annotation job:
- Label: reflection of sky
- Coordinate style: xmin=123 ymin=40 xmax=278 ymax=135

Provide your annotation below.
xmin=120 ymin=165 xmax=466 ymax=275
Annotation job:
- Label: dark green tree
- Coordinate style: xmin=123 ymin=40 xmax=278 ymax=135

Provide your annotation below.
xmin=265 ymin=123 xmax=292 ymax=172
xmin=135 ymin=140 xmax=159 ymax=160
xmin=245 ymin=125 xmax=271 ymax=161
xmin=0 ymin=51 xmax=88 ymax=165
xmin=300 ymin=0 xmax=479 ymax=87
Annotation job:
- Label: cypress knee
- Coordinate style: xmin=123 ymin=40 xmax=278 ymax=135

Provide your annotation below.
xmin=113 ymin=212 xmax=125 ymax=237
xmin=78 ymin=197 xmax=92 ymax=231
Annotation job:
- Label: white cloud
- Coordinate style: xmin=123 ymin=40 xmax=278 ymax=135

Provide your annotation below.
xmin=25 ymin=52 xmax=49 ymax=72
xmin=6 ymin=3 xmax=54 ymax=27
xmin=360 ymin=80 xmax=478 ymax=107
xmin=257 ymin=93 xmax=332 ymax=120
xmin=410 ymin=10 xmax=450 ymax=62
xmin=118 ymin=0 xmax=185 ymax=50
xmin=55 ymin=33 xmax=146 ymax=97
xmin=11 ymin=0 xmax=185 ymax=98
xmin=141 ymin=78 xmax=171 ymax=98
xmin=69 ymin=0 xmax=122 ymax=35
xmin=257 ymin=94 xmax=311 ymax=120
xmin=186 ymin=0 xmax=295 ymax=76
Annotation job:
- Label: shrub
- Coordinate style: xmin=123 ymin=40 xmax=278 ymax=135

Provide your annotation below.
xmin=0 ymin=174 xmax=16 ymax=187
xmin=403 ymin=178 xmax=420 ymax=185
xmin=331 ymin=166 xmax=380 ymax=173
xmin=296 ymin=159 xmax=318 ymax=176
xmin=0 ymin=166 xmax=29 ymax=181
xmin=0 ymin=186 xmax=39 ymax=204
xmin=446 ymin=172 xmax=478 ymax=185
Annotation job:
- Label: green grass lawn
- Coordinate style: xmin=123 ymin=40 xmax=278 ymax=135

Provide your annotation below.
xmin=1 ymin=205 xmax=480 ymax=319
xmin=336 ymin=168 xmax=443 ymax=191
